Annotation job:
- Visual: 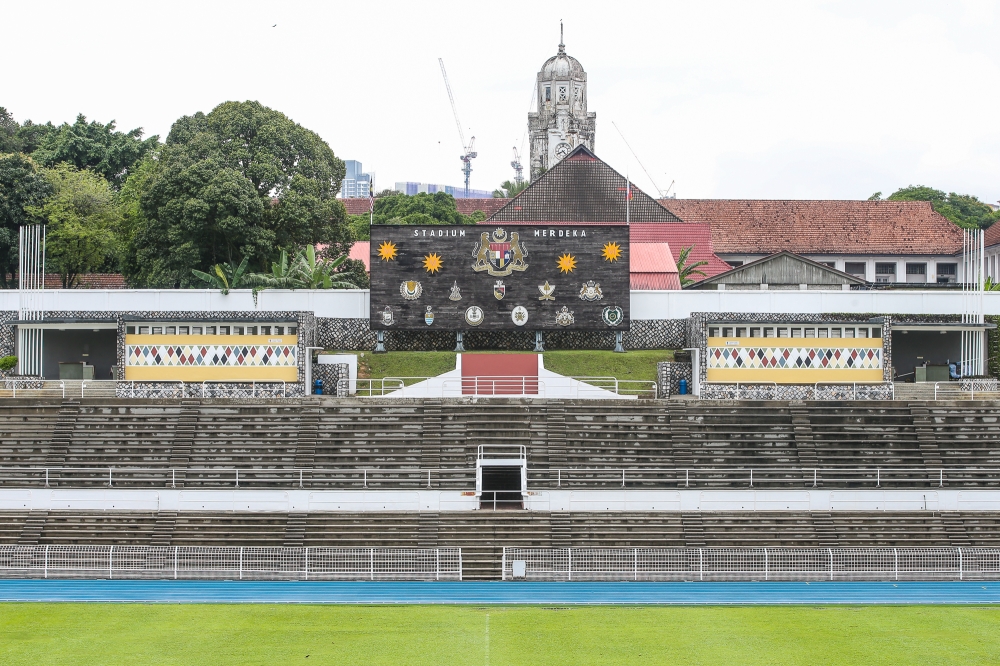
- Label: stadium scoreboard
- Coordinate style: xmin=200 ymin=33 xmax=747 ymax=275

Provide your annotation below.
xmin=369 ymin=225 xmax=630 ymax=331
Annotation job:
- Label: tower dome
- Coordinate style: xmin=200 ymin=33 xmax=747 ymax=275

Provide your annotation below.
xmin=538 ymin=43 xmax=586 ymax=80
xmin=527 ymin=24 xmax=597 ymax=180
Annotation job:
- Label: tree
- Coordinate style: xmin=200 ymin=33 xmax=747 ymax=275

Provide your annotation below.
xmin=191 ymin=257 xmax=253 ymax=295
xmin=493 ymin=179 xmax=529 ymax=198
xmin=25 ymin=164 xmax=120 ymax=288
xmin=0 ymin=108 xmax=18 ymax=153
xmin=30 ymin=114 xmax=159 ymax=189
xmin=255 ymin=245 xmax=357 ymax=290
xmin=676 ymin=245 xmax=708 ymax=287
xmin=371 ymin=191 xmax=479 ymax=225
xmin=0 ymin=153 xmax=52 ymax=288
xmin=123 ymin=101 xmax=351 ymax=287
xmin=887 ymin=185 xmax=1000 ymax=229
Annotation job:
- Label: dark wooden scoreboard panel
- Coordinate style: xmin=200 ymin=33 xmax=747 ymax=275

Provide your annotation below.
xmin=369 ymin=225 xmax=630 ymax=331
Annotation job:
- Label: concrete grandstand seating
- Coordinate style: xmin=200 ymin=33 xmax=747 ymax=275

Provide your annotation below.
xmin=2 ymin=510 xmax=999 ymax=579
xmin=0 ymin=398 xmax=999 ymax=489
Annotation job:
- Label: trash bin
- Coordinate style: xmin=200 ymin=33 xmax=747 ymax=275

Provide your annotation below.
xmin=313 ymin=378 xmax=323 ymax=395
xmin=679 ymin=378 xmax=688 ymax=395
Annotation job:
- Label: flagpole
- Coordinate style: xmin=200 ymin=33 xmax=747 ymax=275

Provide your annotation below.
xmin=626 ymin=171 xmax=630 ymax=225
xmin=369 ymin=172 xmax=374 ymax=228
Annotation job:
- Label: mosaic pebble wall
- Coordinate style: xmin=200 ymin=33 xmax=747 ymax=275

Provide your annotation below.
xmin=700 ymin=382 xmax=894 ymax=400
xmin=657 ymin=361 xmax=693 ymax=397
xmin=317 ymin=317 xmax=688 ymax=351
xmin=312 ymin=363 xmax=350 ymax=397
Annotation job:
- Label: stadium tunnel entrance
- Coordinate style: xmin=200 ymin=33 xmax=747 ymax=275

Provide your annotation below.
xmin=476 ymin=445 xmax=527 ymax=510
xmin=16 ymin=321 xmax=118 ymax=380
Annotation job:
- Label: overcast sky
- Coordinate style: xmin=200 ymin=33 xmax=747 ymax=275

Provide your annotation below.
xmin=5 ymin=1 xmax=1000 ymax=202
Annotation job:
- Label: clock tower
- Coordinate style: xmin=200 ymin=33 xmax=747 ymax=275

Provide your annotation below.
xmin=528 ymin=24 xmax=596 ymax=180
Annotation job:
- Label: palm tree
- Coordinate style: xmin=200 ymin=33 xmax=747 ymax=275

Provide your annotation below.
xmin=257 ymin=245 xmax=357 ymax=290
xmin=492 ymin=179 xmax=529 ymax=198
xmin=676 ymin=245 xmax=709 ymax=287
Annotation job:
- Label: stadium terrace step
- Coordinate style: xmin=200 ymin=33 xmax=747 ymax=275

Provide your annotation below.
xmin=4 ymin=510 xmax=996 ymax=580
xmin=893 ymin=383 xmax=939 ymax=401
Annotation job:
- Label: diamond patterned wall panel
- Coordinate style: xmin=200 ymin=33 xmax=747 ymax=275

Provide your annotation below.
xmin=708 ymin=346 xmax=881 ymax=370
xmin=126 ymin=344 xmax=297 ymax=368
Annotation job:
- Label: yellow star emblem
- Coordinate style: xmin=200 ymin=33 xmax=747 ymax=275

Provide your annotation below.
xmin=377 ymin=240 xmax=397 ymax=261
xmin=557 ymin=253 xmax=577 ymax=274
xmin=423 ymin=252 xmax=443 ymax=274
xmin=602 ymin=241 xmax=622 ymax=262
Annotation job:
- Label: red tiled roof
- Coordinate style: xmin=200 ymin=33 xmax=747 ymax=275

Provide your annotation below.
xmin=14 ymin=273 xmax=128 ymax=289
xmin=629 ymin=223 xmax=732 ymax=278
xmin=629 ymin=243 xmax=681 ymax=290
xmin=658 ymin=199 xmax=964 ymax=255
xmin=985 ymin=222 xmax=1000 ymax=248
xmin=341 ymin=198 xmax=505 ymax=217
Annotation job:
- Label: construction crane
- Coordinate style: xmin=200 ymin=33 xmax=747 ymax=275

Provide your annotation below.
xmin=438 ymin=58 xmax=477 ymax=198
xmin=511 ymin=147 xmax=524 ymax=186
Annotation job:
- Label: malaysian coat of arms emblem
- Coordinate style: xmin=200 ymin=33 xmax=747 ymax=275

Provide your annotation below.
xmin=399 ymin=280 xmax=422 ymax=300
xmin=602 ymin=306 xmax=624 ymax=327
xmin=555 ymin=306 xmax=575 ymax=327
xmin=381 ymin=306 xmax=395 ymax=326
xmin=448 ymin=281 xmax=463 ymax=301
xmin=579 ymin=280 xmax=603 ymax=301
xmin=494 ymin=280 xmax=506 ymax=300
xmin=465 ymin=306 xmax=484 ymax=326
xmin=472 ymin=228 xmax=528 ymax=277
xmin=424 ymin=306 xmax=435 ymax=325
xmin=537 ymin=281 xmax=555 ymax=300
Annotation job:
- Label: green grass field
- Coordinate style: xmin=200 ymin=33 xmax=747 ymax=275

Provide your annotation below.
xmin=1 ymin=604 xmax=998 ymax=665
xmin=340 ymin=350 xmax=674 ymax=384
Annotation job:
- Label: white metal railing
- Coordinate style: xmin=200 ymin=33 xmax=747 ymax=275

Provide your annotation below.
xmin=2 ymin=465 xmax=997 ymax=489
xmin=814 ymin=382 xmax=895 ymax=400
xmin=346 ymin=376 xmax=655 ymax=399
xmin=0 ymin=545 xmax=462 ymax=581
xmin=114 ymin=381 xmax=186 ymax=399
xmin=80 ymin=380 xmax=120 ymax=398
xmin=501 ymin=547 xmax=1000 ymax=581
xmin=478 ymin=445 xmax=527 ymax=461
xmin=935 ymin=380 xmax=1000 ymax=400
xmin=200 ymin=380 xmax=286 ymax=398
xmin=0 ymin=379 xmax=65 ymax=399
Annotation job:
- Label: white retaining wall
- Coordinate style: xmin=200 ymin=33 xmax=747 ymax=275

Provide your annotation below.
xmin=2 ymin=289 xmax=997 ymax=319
xmin=1 ymin=488 xmax=998 ymax=512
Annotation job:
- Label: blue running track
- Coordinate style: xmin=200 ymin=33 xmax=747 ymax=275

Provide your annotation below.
xmin=0 ymin=580 xmax=998 ymax=605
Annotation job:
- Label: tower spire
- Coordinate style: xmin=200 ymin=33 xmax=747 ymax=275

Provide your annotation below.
xmin=558 ymin=20 xmax=565 ymax=54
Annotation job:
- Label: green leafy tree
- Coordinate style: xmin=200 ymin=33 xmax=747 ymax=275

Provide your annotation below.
xmin=0 ymin=108 xmax=18 ymax=153
xmin=0 ymin=153 xmax=52 ymax=288
xmin=371 ymin=191 xmax=478 ymax=225
xmin=492 ymin=179 xmax=529 ymax=198
xmin=677 ymin=245 xmax=708 ymax=287
xmin=25 ymin=164 xmax=120 ymax=288
xmin=888 ymin=185 xmax=1000 ymax=229
xmin=124 ymin=101 xmax=352 ymax=287
xmin=256 ymin=245 xmax=357 ymax=290
xmin=30 ymin=114 xmax=159 ymax=189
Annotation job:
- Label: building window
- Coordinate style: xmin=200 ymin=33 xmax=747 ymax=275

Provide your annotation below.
xmin=260 ymin=326 xmax=271 ymax=335
xmin=830 ymin=328 xmax=842 ymax=337
xmin=218 ymin=326 xmax=229 ymax=335
xmin=763 ymin=327 xmax=775 ymax=337
xmin=708 ymin=327 xmax=720 ymax=337
xmin=558 ymin=86 xmax=567 ymax=102
xmin=736 ymin=327 xmax=747 ymax=337
xmin=906 ymin=262 xmax=927 ymax=283
xmin=937 ymin=262 xmax=958 ymax=283
xmin=844 ymin=262 xmax=866 ymax=278
xmin=749 ymin=327 xmax=761 ymax=337
xmin=545 ymin=86 xmax=550 ymax=102
xmin=152 ymin=327 xmax=162 ymax=335
xmin=791 ymin=328 xmax=802 ymax=337
xmin=804 ymin=328 xmax=815 ymax=338
xmin=205 ymin=326 xmax=215 ymax=335
xmin=137 ymin=326 xmax=148 ymax=335
xmin=844 ymin=328 xmax=855 ymax=338
xmin=178 ymin=326 xmax=189 ymax=335
xmin=722 ymin=327 xmax=734 ymax=337
xmin=875 ymin=263 xmax=896 ymax=283
xmin=727 ymin=260 xmax=743 ymax=268
xmin=165 ymin=326 xmax=176 ymax=335
xmin=817 ymin=328 xmax=828 ymax=338
xmin=126 ymin=326 xmax=136 ymax=334
xmin=191 ymin=327 xmax=202 ymax=335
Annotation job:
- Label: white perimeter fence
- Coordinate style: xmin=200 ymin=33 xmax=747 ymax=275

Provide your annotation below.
xmin=0 ymin=545 xmax=462 ymax=581
xmin=502 ymin=547 xmax=1000 ymax=582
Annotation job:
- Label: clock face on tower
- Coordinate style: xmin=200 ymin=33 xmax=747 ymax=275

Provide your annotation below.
xmin=554 ymin=142 xmax=572 ymax=159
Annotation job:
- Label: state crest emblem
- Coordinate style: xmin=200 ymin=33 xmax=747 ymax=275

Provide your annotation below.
xmin=448 ymin=281 xmax=463 ymax=301
xmin=555 ymin=306 xmax=575 ymax=327
xmin=399 ymin=280 xmax=422 ymax=300
xmin=424 ymin=306 xmax=435 ymax=325
xmin=602 ymin=305 xmax=624 ymax=327
xmin=579 ymin=280 xmax=603 ymax=301
xmin=472 ymin=228 xmax=528 ymax=276
xmin=465 ymin=306 xmax=484 ymax=326
xmin=494 ymin=280 xmax=506 ymax=300
xmin=511 ymin=305 xmax=529 ymax=326
xmin=381 ymin=306 xmax=395 ymax=326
